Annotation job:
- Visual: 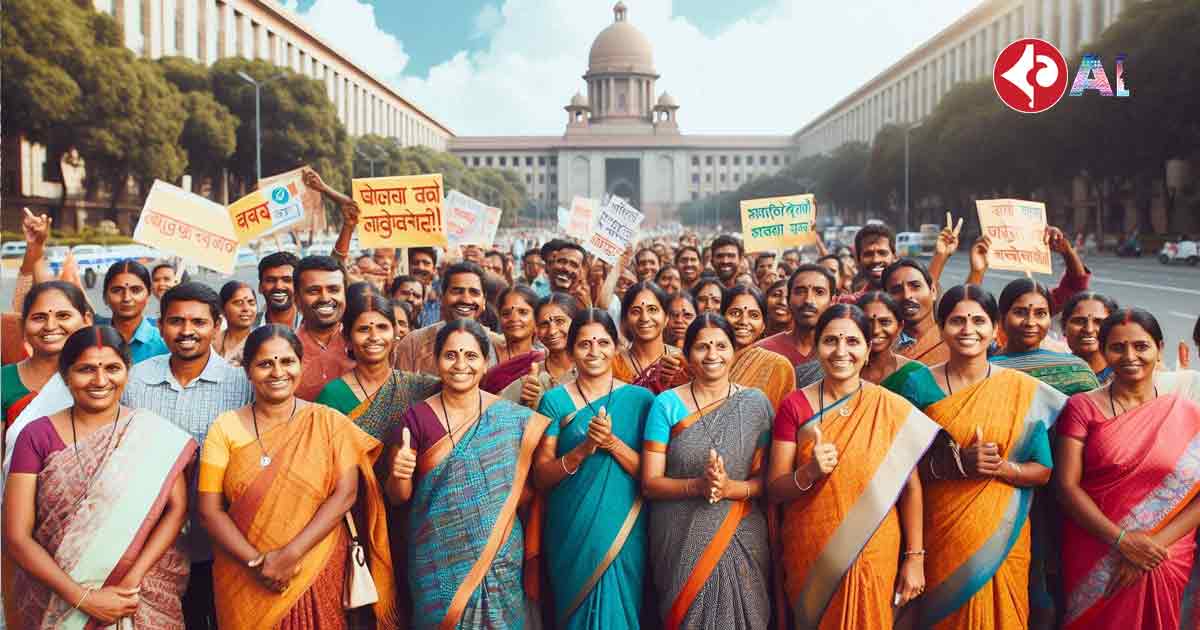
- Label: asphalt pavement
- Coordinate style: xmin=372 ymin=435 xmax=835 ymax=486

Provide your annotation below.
xmin=1 ymin=252 xmax=1196 ymax=360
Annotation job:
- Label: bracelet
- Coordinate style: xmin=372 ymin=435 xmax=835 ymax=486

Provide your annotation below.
xmin=1114 ymin=528 xmax=1127 ymax=548
xmin=792 ymin=468 xmax=814 ymax=492
xmin=686 ymin=478 xmax=697 ymax=497
xmin=928 ymin=456 xmax=944 ymax=481
xmin=73 ymin=586 xmax=96 ymax=612
xmin=902 ymin=549 xmax=927 ymax=558
xmin=1008 ymin=461 xmax=1022 ymax=481
xmin=559 ymin=456 xmax=579 ymax=476
xmin=332 ymin=246 xmax=348 ymax=258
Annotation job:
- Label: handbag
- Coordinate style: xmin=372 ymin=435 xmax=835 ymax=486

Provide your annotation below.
xmin=342 ymin=512 xmax=379 ymax=609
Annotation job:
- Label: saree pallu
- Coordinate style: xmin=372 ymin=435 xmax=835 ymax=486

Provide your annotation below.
xmin=408 ymin=399 xmax=549 ymax=630
xmin=213 ymin=406 xmax=396 ymax=630
xmin=729 ymin=346 xmax=795 ymax=410
xmin=343 ymin=371 xmax=440 ymax=442
xmin=11 ymin=411 xmax=196 ymax=630
xmin=782 ymin=387 xmax=940 ymax=629
xmin=647 ymin=389 xmax=774 ymax=630
xmin=898 ymin=327 xmax=949 ymax=366
xmin=990 ymin=349 xmax=1101 ymax=396
xmin=919 ymin=370 xmax=1066 ymax=629
xmin=543 ymin=386 xmax=654 ymax=629
xmin=880 ymin=360 xmax=946 ymax=410
xmin=613 ymin=346 xmax=690 ymax=395
xmin=1061 ymin=392 xmax=1200 ymax=630
xmin=482 ymin=351 xmax=546 ymax=395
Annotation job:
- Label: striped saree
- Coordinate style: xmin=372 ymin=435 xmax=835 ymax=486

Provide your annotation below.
xmin=990 ymin=348 xmax=1101 ymax=396
xmin=315 ymin=370 xmax=441 ymax=442
xmin=780 ymin=386 xmax=941 ymax=629
xmin=729 ymin=346 xmax=796 ymax=410
xmin=407 ymin=399 xmax=549 ymax=630
xmin=645 ymin=388 xmax=774 ymax=630
xmin=919 ymin=369 xmax=1066 ymax=629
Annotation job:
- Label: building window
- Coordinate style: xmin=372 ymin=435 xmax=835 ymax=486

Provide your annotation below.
xmin=538 ymin=156 xmax=546 ymax=166
xmin=705 ymin=174 xmax=711 ymax=183
xmin=719 ymin=156 xmax=727 ymax=166
xmin=549 ymin=174 xmax=557 ymax=184
xmin=512 ymin=156 xmax=520 ymax=165
xmin=499 ymin=156 xmax=506 ymax=166
xmin=733 ymin=156 xmax=741 ymax=166
xmin=691 ymin=156 xmax=699 ymax=166
xmin=538 ymin=174 xmax=545 ymax=184
xmin=538 ymin=193 xmax=544 ymax=200
xmin=549 ymin=156 xmax=558 ymax=167
xmin=691 ymin=174 xmax=699 ymax=184
xmin=525 ymin=174 xmax=532 ymax=184
xmin=760 ymin=155 xmax=767 ymax=165
xmin=486 ymin=156 xmax=493 ymax=166
xmin=705 ymin=156 xmax=713 ymax=166
xmin=691 ymin=192 xmax=698 ymax=200
xmin=550 ymin=191 xmax=558 ymax=200
xmin=734 ymin=173 xmax=741 ymax=182
xmin=772 ymin=155 xmax=780 ymax=165
xmin=719 ymin=174 xmax=726 ymax=183
xmin=526 ymin=156 xmax=533 ymax=166
xmin=746 ymin=155 xmax=754 ymax=164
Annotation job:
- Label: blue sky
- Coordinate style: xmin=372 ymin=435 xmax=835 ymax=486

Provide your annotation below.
xmin=281 ymin=0 xmax=981 ymax=135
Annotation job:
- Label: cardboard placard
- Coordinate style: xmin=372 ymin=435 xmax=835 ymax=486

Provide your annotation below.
xmin=133 ymin=180 xmax=238 ymax=274
xmin=584 ymin=194 xmax=644 ymax=265
xmin=258 ymin=166 xmax=324 ymax=234
xmin=566 ymin=196 xmax=596 ymax=240
xmin=352 ymin=174 xmax=446 ymax=248
xmin=229 ymin=173 xmax=305 ymax=243
xmin=739 ymin=193 xmax=818 ymax=251
xmin=975 ymin=198 xmax=1052 ymax=274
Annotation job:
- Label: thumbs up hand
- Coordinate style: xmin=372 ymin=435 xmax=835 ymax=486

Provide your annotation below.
xmin=586 ymin=405 xmax=615 ymax=451
xmin=519 ymin=363 xmax=545 ymax=408
xmin=807 ymin=425 xmax=839 ymax=478
xmin=704 ymin=449 xmax=728 ymax=504
xmin=391 ymin=428 xmax=417 ymax=482
xmin=962 ymin=425 xmax=1003 ymax=478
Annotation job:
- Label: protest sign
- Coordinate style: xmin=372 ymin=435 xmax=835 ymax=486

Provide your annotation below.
xmin=352 ymin=174 xmax=446 ymax=248
xmin=479 ymin=205 xmax=503 ymax=248
xmin=229 ymin=173 xmax=305 ymax=243
xmin=258 ymin=166 xmax=324 ymax=233
xmin=566 ymin=196 xmax=596 ymax=240
xmin=739 ymin=193 xmax=817 ymax=251
xmin=556 ymin=206 xmax=570 ymax=232
xmin=445 ymin=190 xmax=488 ymax=249
xmin=133 ymin=180 xmax=238 ymax=274
xmin=584 ymin=194 xmax=644 ymax=265
xmin=975 ymin=198 xmax=1052 ymax=274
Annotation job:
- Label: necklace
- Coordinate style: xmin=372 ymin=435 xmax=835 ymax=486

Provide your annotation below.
xmin=252 ymin=398 xmax=299 ymax=467
xmin=1109 ymin=384 xmax=1158 ymax=417
xmin=69 ymin=404 xmax=129 ymax=505
xmin=576 ymin=375 xmax=615 ymax=417
xmin=438 ymin=391 xmax=483 ymax=451
xmin=628 ymin=346 xmax=665 ymax=378
xmin=818 ymin=379 xmax=863 ymax=420
xmin=944 ymin=362 xmax=992 ymax=395
xmin=690 ymin=380 xmax=735 ymax=452
xmin=353 ymin=368 xmax=391 ymax=406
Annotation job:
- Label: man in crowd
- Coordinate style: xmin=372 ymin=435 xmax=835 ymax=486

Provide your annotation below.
xmin=884 ymin=259 xmax=950 ymax=365
xmin=543 ymin=239 xmax=593 ymax=308
xmin=710 ymin=235 xmax=744 ymax=290
xmin=754 ymin=252 xmax=778 ymax=292
xmin=394 ymin=261 xmax=505 ymax=374
xmin=756 ymin=263 xmax=837 ymax=388
xmin=151 ymin=262 xmax=181 ymax=299
xmin=292 ymin=255 xmax=353 ymax=400
xmin=634 ymin=247 xmax=661 ymax=282
xmin=782 ymin=248 xmax=802 ymax=272
xmin=839 ymin=224 xmax=896 ymax=301
xmin=519 ymin=249 xmax=550 ymax=297
xmin=407 ymin=247 xmax=441 ymax=327
xmin=674 ymin=245 xmax=702 ymax=289
xmin=122 ymin=282 xmax=253 ymax=630
xmin=483 ymin=249 xmax=509 ymax=284
xmin=258 ymin=251 xmax=301 ymax=329
xmin=389 ymin=274 xmax=426 ymax=316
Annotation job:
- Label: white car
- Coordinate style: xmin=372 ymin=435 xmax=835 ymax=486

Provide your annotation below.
xmin=71 ymin=244 xmax=115 ymax=288
xmin=236 ymin=247 xmax=258 ymax=268
xmin=896 ymin=232 xmax=924 ymax=257
xmin=1159 ymin=238 xmax=1199 ymax=266
xmin=107 ymin=244 xmax=157 ymax=264
xmin=1 ymin=241 xmax=27 ymax=259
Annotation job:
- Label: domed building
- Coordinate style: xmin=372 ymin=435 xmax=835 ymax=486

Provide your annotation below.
xmin=449 ymin=2 xmax=794 ymax=226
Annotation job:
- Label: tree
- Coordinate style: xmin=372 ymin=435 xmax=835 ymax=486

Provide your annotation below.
xmin=157 ymin=57 xmax=239 ymax=188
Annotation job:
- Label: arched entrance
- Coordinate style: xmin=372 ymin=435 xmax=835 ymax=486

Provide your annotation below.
xmin=605 ymin=158 xmax=641 ymax=209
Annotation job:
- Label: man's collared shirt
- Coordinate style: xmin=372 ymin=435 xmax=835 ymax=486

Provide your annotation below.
xmin=393 ymin=320 xmax=505 ymax=376
xmin=96 ymin=316 xmax=168 ymax=364
xmin=122 ymin=351 xmax=253 ymax=562
xmin=295 ymin=323 xmax=355 ymax=401
xmin=520 ymin=275 xmax=551 ymax=298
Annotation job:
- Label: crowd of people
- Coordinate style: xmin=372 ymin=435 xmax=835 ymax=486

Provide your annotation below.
xmin=1 ymin=193 xmax=1199 ymax=630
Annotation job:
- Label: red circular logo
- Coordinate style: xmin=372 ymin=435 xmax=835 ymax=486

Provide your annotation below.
xmin=993 ymin=38 xmax=1068 ymax=113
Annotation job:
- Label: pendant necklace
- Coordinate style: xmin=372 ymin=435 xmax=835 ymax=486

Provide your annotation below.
xmin=818 ymin=379 xmax=863 ymax=419
xmin=252 ymin=398 xmax=299 ymax=467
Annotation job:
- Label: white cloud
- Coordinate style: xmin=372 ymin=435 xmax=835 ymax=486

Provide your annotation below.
xmin=290 ymin=0 xmax=409 ymax=83
xmin=472 ymin=4 xmax=503 ymax=39
xmin=294 ymin=0 xmax=982 ymax=136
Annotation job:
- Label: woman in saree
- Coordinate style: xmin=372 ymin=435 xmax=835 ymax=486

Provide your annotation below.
xmin=691 ymin=278 xmax=724 ymax=315
xmin=917 ymin=284 xmax=1067 ymax=629
xmin=721 ymin=284 xmax=795 ymax=409
xmin=197 ymin=325 xmax=397 ymax=630
xmin=392 ymin=299 xmax=414 ymax=343
xmin=3 ymin=282 xmax=93 ymax=426
xmin=664 ymin=291 xmax=698 ymax=348
xmin=856 ymin=291 xmax=944 ymax=409
xmin=1056 ymin=308 xmax=1200 ymax=629
xmin=481 ymin=286 xmax=545 ymax=396
xmin=990 ymin=278 xmax=1100 ymax=396
xmin=767 ymin=304 xmax=939 ymax=628
xmin=97 ymin=260 xmax=168 ymax=364
xmin=384 ymin=319 xmax=551 ymax=629
xmin=213 ymin=280 xmax=257 ymax=367
xmin=613 ymin=281 xmax=689 ymax=395
xmin=532 ymin=308 xmax=656 ymax=628
xmin=765 ymin=279 xmax=792 ymax=338
xmin=316 ymin=294 xmax=440 ymax=442
xmin=642 ymin=313 xmax=773 ymax=629
xmin=493 ymin=292 xmax=582 ymax=408
xmin=3 ymin=325 xmax=194 ymax=629
xmin=1060 ymin=292 xmax=1119 ymax=386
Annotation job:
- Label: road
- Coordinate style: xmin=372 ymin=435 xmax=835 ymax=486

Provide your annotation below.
xmin=1 ymin=252 xmax=1196 ymax=359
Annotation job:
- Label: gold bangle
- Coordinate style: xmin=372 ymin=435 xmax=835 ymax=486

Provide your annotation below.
xmin=793 ymin=468 xmax=814 ymax=492
xmin=560 ymin=456 xmax=579 ymax=476
xmin=902 ymin=549 xmax=926 ymax=558
xmin=73 ymin=586 xmax=96 ymax=612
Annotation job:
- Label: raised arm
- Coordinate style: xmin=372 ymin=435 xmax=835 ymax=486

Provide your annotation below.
xmin=928 ymin=213 xmax=963 ymax=288
xmin=595 ymin=247 xmax=633 ymax=311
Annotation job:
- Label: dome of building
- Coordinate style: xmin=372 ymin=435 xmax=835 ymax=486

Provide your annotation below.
xmin=569 ymin=91 xmax=590 ymax=107
xmin=656 ymin=92 xmax=678 ymax=108
xmin=588 ymin=2 xmax=655 ymax=75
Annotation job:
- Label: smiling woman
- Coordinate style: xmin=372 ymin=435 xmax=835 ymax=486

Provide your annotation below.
xmin=98 ymin=260 xmax=168 ymax=364
xmin=991 ymin=278 xmax=1100 ymax=396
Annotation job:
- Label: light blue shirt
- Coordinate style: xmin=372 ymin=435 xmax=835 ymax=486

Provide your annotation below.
xmin=96 ymin=316 xmax=169 ymax=364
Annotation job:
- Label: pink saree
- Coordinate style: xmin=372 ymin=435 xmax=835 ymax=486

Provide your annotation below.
xmin=1059 ymin=391 xmax=1200 ymax=629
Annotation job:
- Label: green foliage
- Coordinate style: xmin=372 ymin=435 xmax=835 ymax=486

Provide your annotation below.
xmin=179 ymin=92 xmax=239 ymax=179
xmin=157 ymin=56 xmax=212 ymax=93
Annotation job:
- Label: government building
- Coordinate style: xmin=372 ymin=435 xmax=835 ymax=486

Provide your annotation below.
xmin=448 ymin=2 xmax=794 ymax=227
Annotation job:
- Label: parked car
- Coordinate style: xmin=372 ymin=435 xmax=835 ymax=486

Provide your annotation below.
xmin=71 ymin=244 xmax=115 ymax=288
xmin=1 ymin=241 xmax=27 ymax=259
xmin=896 ymin=232 xmax=924 ymax=257
xmin=1159 ymin=238 xmax=1199 ymax=266
xmin=107 ymin=244 xmax=156 ymax=264
xmin=236 ymin=247 xmax=258 ymax=268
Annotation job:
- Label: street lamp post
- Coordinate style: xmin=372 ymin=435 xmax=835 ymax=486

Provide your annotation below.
xmin=236 ymin=71 xmax=285 ymax=185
